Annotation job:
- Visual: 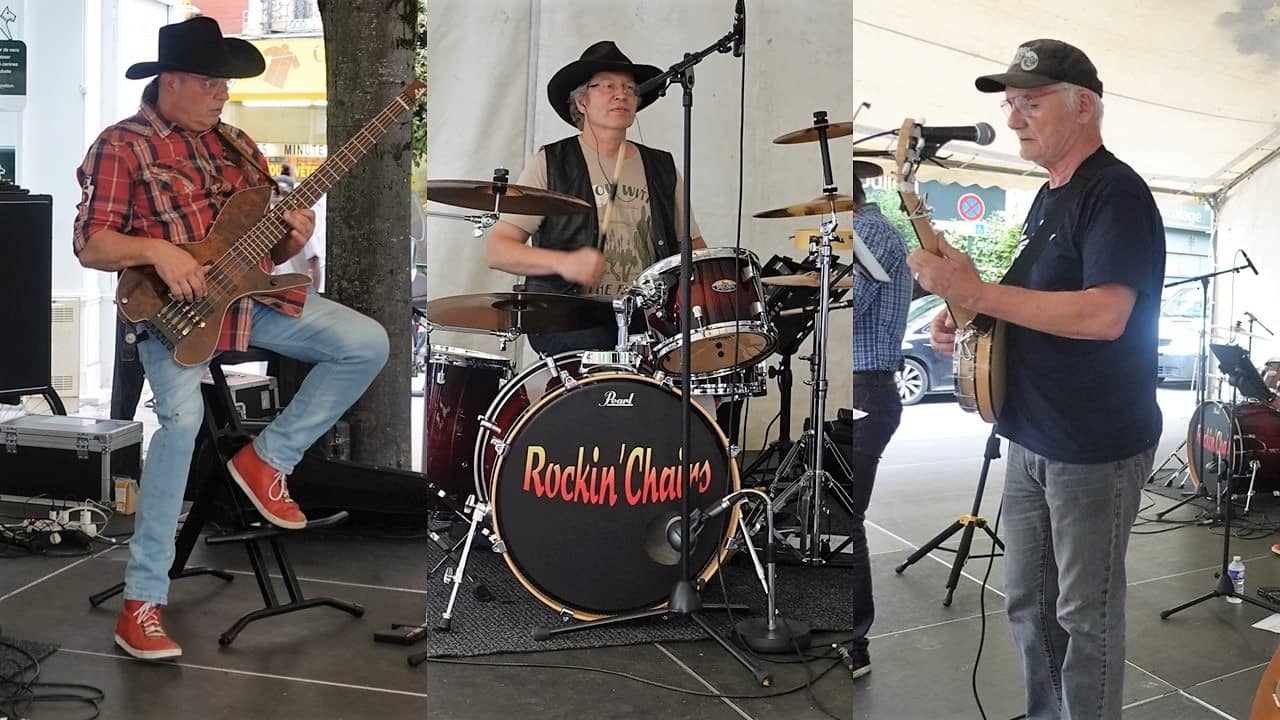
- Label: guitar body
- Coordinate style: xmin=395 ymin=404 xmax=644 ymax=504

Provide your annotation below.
xmin=1252 ymin=643 xmax=1280 ymax=720
xmin=116 ymin=185 xmax=311 ymax=368
xmin=953 ymin=320 xmax=1005 ymax=423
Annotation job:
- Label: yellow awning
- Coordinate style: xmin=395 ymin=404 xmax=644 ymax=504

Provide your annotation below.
xmin=229 ymin=37 xmax=326 ymax=102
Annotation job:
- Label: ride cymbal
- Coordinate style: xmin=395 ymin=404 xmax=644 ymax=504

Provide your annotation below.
xmin=772 ymin=121 xmax=854 ymax=145
xmin=426 ymin=292 xmax=614 ymax=335
xmin=753 ymin=194 xmax=854 ymax=218
xmin=426 ymin=179 xmax=592 ymax=215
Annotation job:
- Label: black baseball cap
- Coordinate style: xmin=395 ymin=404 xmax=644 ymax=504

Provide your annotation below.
xmin=975 ymin=39 xmax=1103 ymax=97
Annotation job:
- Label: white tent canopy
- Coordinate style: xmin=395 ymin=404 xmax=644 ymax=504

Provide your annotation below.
xmin=853 ymin=0 xmax=1280 ymax=199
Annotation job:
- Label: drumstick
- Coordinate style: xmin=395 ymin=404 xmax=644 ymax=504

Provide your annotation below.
xmin=598 ymin=141 xmax=628 ymax=236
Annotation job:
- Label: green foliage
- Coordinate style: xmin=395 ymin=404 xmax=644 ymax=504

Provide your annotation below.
xmin=868 ymin=187 xmax=1023 ymax=282
xmin=412 ymin=0 xmax=426 ymax=168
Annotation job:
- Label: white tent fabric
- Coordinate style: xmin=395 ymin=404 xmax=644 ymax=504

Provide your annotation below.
xmin=853 ymin=1 xmax=1279 ymax=198
xmin=426 ymin=1 xmax=854 ymax=446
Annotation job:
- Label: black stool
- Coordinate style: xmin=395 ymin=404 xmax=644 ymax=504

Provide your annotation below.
xmin=90 ymin=348 xmax=364 ymax=645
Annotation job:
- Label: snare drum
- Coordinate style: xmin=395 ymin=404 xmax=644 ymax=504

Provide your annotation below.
xmin=487 ymin=371 xmax=739 ymax=619
xmin=424 ymin=346 xmax=512 ymax=498
xmin=670 ymin=363 xmax=768 ymax=397
xmin=635 ymin=248 xmax=776 ymax=377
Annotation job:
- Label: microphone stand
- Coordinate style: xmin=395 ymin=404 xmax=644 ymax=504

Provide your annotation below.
xmin=532 ymin=21 xmax=772 ymax=686
xmin=1154 ymin=262 xmax=1253 ymax=519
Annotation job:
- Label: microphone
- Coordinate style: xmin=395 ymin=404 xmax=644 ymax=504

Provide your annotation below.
xmin=732 ymin=0 xmax=746 ymax=58
xmin=667 ymin=494 xmax=738 ymax=551
xmin=1242 ymin=250 xmax=1259 ymax=275
xmin=918 ymin=122 xmax=996 ymax=147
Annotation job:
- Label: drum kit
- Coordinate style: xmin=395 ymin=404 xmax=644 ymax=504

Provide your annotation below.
xmin=1161 ymin=313 xmax=1280 ymax=517
xmin=420 ymin=112 xmax=886 ymax=634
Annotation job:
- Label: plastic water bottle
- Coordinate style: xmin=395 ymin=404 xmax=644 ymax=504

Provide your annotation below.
xmin=1227 ymin=555 xmax=1245 ymax=604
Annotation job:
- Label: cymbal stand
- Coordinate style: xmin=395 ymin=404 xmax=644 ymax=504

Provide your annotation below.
xmin=423 ymin=167 xmax=509 ymax=236
xmin=755 ymin=113 xmax=858 ymax=566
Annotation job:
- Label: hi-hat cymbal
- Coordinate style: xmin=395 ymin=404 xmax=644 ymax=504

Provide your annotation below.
xmin=753 ymin=194 xmax=854 ymax=218
xmin=761 ymin=272 xmax=853 ymax=289
xmin=426 ymin=292 xmax=614 ymax=335
xmin=427 ymin=179 xmax=592 ymax=215
xmin=773 ymin=121 xmax=854 ymax=145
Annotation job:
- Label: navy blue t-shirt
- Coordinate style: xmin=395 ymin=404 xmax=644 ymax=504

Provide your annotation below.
xmin=995 ymin=148 xmax=1166 ymax=464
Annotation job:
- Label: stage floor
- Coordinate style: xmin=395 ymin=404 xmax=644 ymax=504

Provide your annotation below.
xmin=5 ymin=384 xmax=1280 ymax=718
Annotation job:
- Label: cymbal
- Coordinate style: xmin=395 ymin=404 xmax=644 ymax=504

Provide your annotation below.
xmin=773 ymin=121 xmax=853 ymax=145
xmin=761 ymin=272 xmax=853 ymax=289
xmin=1211 ymin=325 xmax=1270 ymax=341
xmin=426 ymin=292 xmax=614 ymax=335
xmin=426 ymin=179 xmax=592 ymax=215
xmin=753 ymin=194 xmax=854 ymax=219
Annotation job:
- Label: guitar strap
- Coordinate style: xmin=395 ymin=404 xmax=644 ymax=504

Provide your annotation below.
xmin=971 ymin=146 xmax=1113 ymax=333
xmin=216 ymin=125 xmax=276 ymax=186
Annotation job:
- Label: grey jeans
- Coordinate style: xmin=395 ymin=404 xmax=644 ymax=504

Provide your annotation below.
xmin=1002 ymin=442 xmax=1155 ymax=720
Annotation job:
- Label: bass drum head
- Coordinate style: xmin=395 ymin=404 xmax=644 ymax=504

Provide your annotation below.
xmin=490 ymin=373 xmax=739 ymax=619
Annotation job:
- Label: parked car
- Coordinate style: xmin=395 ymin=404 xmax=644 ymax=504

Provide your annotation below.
xmin=1158 ymin=283 xmax=1204 ymax=383
xmin=897 ymin=294 xmax=954 ymax=405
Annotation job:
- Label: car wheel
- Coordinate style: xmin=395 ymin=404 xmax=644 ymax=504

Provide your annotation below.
xmin=897 ymin=358 xmax=928 ymax=405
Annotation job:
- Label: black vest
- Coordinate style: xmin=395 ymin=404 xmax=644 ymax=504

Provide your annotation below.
xmin=523 ymin=136 xmax=678 ymax=295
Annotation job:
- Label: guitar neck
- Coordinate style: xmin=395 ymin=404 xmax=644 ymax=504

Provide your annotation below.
xmin=898 ymin=188 xmax=977 ymax=328
xmin=232 ymin=82 xmax=423 ymax=265
xmin=893 ymin=117 xmax=977 ymax=328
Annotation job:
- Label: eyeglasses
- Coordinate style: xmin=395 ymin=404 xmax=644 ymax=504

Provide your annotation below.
xmin=1000 ymin=87 xmax=1066 ymax=118
xmin=587 ymin=82 xmax=638 ymax=97
xmin=184 ymin=74 xmax=235 ymax=93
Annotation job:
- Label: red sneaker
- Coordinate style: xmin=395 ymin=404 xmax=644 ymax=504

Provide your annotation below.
xmin=114 ymin=600 xmax=182 ymax=660
xmin=227 ymin=444 xmax=307 ymax=530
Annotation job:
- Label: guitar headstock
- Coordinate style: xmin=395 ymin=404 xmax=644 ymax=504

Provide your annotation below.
xmin=401 ymin=80 xmax=427 ymax=106
xmin=894 ymin=117 xmax=922 ymax=187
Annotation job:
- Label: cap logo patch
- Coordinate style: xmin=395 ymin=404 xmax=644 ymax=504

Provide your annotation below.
xmin=1015 ymin=47 xmax=1039 ymax=71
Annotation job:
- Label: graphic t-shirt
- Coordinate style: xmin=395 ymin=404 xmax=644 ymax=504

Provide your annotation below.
xmin=502 ymin=137 xmax=700 ymax=297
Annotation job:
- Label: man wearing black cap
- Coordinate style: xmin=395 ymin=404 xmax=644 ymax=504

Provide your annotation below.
xmin=486 ymin=41 xmax=705 ymax=355
xmin=909 ymin=39 xmax=1164 ymax=719
xmin=73 ymin=17 xmax=388 ymax=661
xmin=840 ymin=162 xmax=913 ymax=679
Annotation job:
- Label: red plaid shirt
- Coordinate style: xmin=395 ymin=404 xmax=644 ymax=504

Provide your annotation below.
xmin=73 ymin=102 xmax=307 ymax=352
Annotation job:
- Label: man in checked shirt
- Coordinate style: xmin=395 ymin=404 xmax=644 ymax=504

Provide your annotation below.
xmin=72 ymin=17 xmax=388 ymax=661
xmin=839 ymin=163 xmax=913 ymax=680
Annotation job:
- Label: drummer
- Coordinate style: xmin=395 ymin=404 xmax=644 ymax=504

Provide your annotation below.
xmin=486 ymin=40 xmax=705 ymax=356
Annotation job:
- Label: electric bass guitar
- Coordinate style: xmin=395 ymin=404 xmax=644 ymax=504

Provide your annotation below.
xmin=116 ymin=80 xmax=426 ymax=368
xmin=893 ymin=117 xmax=1005 ymax=422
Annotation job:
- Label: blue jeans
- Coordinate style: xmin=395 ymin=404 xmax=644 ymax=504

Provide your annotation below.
xmin=844 ymin=379 xmax=903 ymax=657
xmin=1002 ymin=442 xmax=1154 ymax=720
xmin=125 ymin=292 xmax=389 ymax=604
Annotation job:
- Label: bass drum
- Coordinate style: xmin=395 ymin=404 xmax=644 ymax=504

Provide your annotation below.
xmin=488 ymin=372 xmax=739 ymax=620
xmin=1186 ymin=400 xmax=1280 ymax=491
xmin=473 ymin=351 xmax=646 ymax=501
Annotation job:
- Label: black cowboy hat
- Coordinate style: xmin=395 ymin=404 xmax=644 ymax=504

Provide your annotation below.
xmin=546 ymin=41 xmax=663 ymax=127
xmin=125 ymin=16 xmax=265 ymax=80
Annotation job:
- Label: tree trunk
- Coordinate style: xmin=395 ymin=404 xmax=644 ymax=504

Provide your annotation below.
xmin=317 ymin=0 xmax=417 ymax=468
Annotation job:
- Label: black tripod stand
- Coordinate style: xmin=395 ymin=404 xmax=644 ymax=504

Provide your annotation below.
xmin=894 ymin=426 xmax=1005 ymax=606
xmin=1161 ymin=409 xmax=1280 ymax=619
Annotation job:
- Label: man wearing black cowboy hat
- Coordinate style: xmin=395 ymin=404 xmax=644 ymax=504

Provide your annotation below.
xmin=909 ymin=39 xmax=1164 ymax=719
xmin=486 ymin=40 xmax=707 ymax=356
xmin=73 ymin=16 xmax=389 ymax=661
